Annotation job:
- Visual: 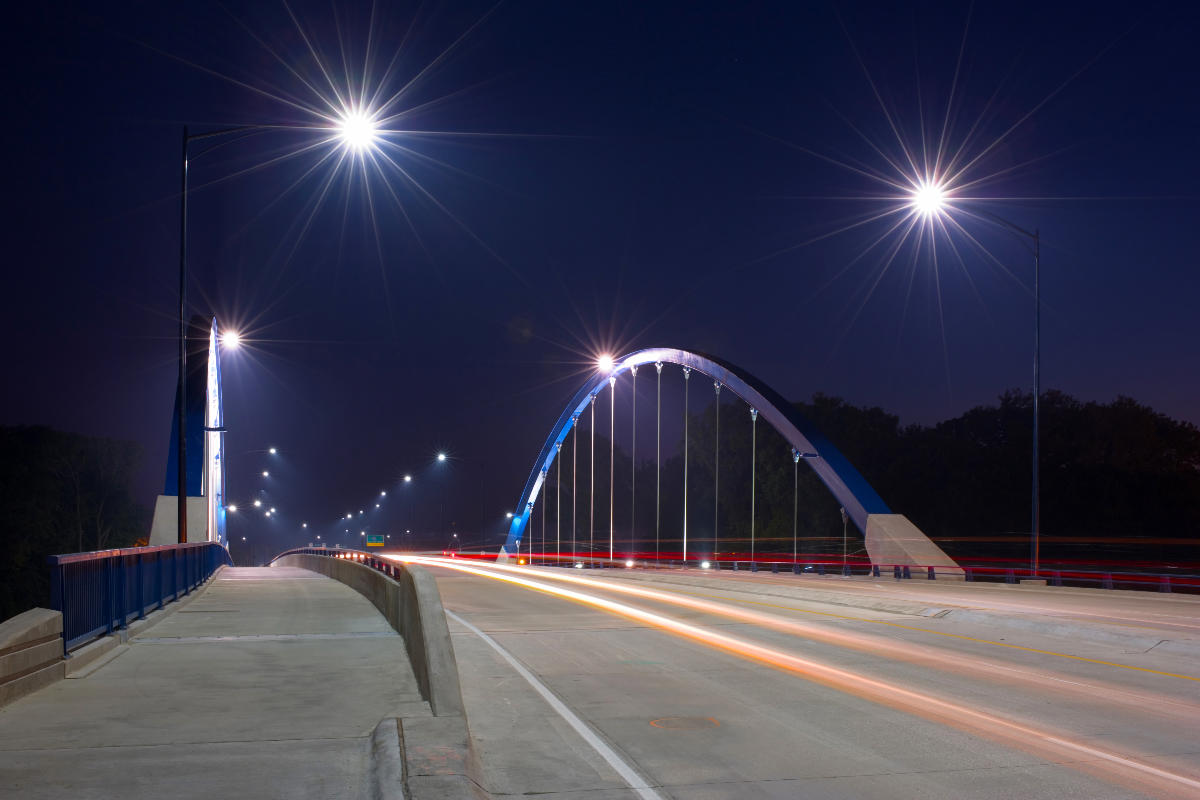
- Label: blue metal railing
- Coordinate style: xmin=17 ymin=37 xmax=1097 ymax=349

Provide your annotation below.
xmin=47 ymin=542 xmax=232 ymax=654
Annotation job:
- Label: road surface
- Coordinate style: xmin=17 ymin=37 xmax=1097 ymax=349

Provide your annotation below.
xmin=408 ymin=557 xmax=1200 ymax=800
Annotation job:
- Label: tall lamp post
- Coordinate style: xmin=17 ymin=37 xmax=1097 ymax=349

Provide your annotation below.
xmin=975 ymin=210 xmax=1041 ymax=577
xmin=174 ymin=116 xmax=378 ymax=544
xmin=912 ymin=188 xmax=1043 ymax=578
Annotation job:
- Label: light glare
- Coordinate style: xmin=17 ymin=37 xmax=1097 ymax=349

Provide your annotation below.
xmin=220 ymin=331 xmax=241 ymax=349
xmin=912 ymin=181 xmax=947 ymax=217
xmin=338 ymin=110 xmax=378 ymax=151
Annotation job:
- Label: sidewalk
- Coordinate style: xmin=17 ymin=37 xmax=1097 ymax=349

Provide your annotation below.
xmin=0 ymin=566 xmax=429 ymax=800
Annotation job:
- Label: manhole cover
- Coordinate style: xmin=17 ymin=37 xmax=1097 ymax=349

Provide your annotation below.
xmin=649 ymin=716 xmax=720 ymax=730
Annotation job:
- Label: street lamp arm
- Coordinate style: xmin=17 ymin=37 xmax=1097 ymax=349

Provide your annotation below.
xmin=966 ymin=206 xmax=1038 ymax=245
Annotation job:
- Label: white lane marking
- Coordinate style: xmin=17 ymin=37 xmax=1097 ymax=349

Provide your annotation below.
xmin=445 ymin=609 xmax=666 ymax=800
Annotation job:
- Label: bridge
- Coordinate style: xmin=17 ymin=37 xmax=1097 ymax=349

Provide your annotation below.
xmin=2 ymin=345 xmax=1198 ymax=799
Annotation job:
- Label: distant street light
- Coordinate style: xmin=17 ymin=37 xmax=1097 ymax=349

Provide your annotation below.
xmin=228 ymin=504 xmax=238 ymax=512
xmin=253 ymin=500 xmax=262 ymax=508
xmin=262 ymin=471 xmax=269 ymax=478
xmin=437 ymin=453 xmax=447 ymax=462
xmin=269 ymin=447 xmax=277 ymax=455
xmin=404 ymin=475 xmax=412 ymax=483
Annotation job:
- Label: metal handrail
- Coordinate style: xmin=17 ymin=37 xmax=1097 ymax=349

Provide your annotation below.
xmin=48 ymin=541 xmax=232 ymax=654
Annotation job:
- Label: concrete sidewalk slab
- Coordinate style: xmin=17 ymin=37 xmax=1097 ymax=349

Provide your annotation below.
xmin=0 ymin=566 xmax=429 ymax=800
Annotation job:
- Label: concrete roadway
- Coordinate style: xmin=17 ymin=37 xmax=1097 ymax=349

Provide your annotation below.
xmin=423 ymin=559 xmax=1200 ymax=800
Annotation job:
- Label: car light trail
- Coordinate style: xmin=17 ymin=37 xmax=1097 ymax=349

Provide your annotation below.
xmin=441 ymin=559 xmax=1200 ymax=703
xmin=389 ymin=554 xmax=1200 ymax=798
xmin=485 ymin=561 xmax=1200 ymax=685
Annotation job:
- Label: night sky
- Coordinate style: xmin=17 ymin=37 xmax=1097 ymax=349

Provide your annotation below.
xmin=5 ymin=2 xmax=1198 ymax=554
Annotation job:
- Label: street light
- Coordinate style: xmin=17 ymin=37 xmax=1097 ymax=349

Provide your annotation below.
xmin=269 ymin=447 xmax=277 ymax=455
xmin=437 ymin=453 xmax=447 ymax=462
xmin=597 ymin=353 xmax=614 ymax=373
xmin=911 ymin=181 xmax=947 ymax=217
xmin=262 ymin=471 xmax=269 ymax=478
xmin=220 ymin=330 xmax=242 ymax=349
xmin=337 ymin=109 xmax=378 ymax=151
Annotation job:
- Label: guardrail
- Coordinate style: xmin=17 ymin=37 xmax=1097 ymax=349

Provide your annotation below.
xmin=47 ymin=542 xmax=233 ymax=654
xmin=483 ymin=550 xmax=1200 ymax=594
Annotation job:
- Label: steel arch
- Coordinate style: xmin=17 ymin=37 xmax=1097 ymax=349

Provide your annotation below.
xmin=501 ymin=348 xmax=891 ymax=557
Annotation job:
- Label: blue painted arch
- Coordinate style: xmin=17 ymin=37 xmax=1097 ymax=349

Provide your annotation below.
xmin=501 ymin=348 xmax=890 ymax=558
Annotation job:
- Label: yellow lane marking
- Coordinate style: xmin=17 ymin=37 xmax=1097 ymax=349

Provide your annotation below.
xmin=606 ymin=583 xmax=1200 ymax=683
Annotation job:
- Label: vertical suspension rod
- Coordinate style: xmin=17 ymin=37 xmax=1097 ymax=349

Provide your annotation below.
xmin=714 ymin=382 xmax=721 ymax=563
xmin=556 ymin=442 xmax=562 ymax=565
xmin=682 ymin=367 xmax=690 ymax=564
xmin=792 ymin=449 xmax=800 ymax=564
xmin=630 ymin=365 xmax=637 ymax=560
xmin=655 ymin=362 xmax=662 ymax=564
xmin=590 ymin=398 xmax=595 ymax=565
xmin=572 ymin=419 xmax=578 ymax=563
xmin=750 ymin=407 xmax=758 ymax=562
xmin=609 ymin=375 xmax=615 ymax=561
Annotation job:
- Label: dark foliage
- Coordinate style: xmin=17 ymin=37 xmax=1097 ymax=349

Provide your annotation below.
xmin=0 ymin=426 xmax=147 ymax=619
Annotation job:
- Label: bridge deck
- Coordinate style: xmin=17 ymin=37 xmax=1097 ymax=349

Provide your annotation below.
xmin=0 ymin=566 xmax=427 ymax=800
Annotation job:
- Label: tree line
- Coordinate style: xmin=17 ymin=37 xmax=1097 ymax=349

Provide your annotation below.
xmin=533 ymin=390 xmax=1200 ymax=567
xmin=0 ymin=426 xmax=147 ymax=620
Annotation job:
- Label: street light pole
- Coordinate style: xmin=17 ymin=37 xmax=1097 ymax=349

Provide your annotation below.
xmin=972 ymin=210 xmax=1042 ymax=577
xmin=173 ymin=116 xmax=377 ymax=548
xmin=177 ymin=127 xmax=190 ymax=544
xmin=1032 ymin=229 xmax=1041 ymax=577
xmin=175 ymin=123 xmax=262 ymax=545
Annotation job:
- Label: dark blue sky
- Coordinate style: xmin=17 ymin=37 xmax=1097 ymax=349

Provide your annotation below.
xmin=4 ymin=1 xmax=1198 ymax=551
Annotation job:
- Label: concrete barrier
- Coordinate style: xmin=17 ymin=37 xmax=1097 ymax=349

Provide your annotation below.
xmin=0 ymin=608 xmax=66 ymax=708
xmin=274 ymin=553 xmax=488 ymax=799
xmin=865 ymin=514 xmax=966 ymax=579
xmin=273 ymin=553 xmax=464 ymax=716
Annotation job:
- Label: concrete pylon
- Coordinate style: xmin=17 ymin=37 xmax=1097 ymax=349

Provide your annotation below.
xmin=865 ymin=514 xmax=964 ymax=579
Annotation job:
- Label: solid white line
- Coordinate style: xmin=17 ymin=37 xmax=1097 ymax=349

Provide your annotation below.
xmin=445 ymin=609 xmax=666 ymax=800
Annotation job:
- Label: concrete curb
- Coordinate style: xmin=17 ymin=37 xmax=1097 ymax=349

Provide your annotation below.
xmin=369 ymin=719 xmax=406 ymax=800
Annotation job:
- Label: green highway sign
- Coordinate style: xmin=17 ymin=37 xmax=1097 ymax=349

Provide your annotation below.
xmin=366 ymin=534 xmax=385 ymax=547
